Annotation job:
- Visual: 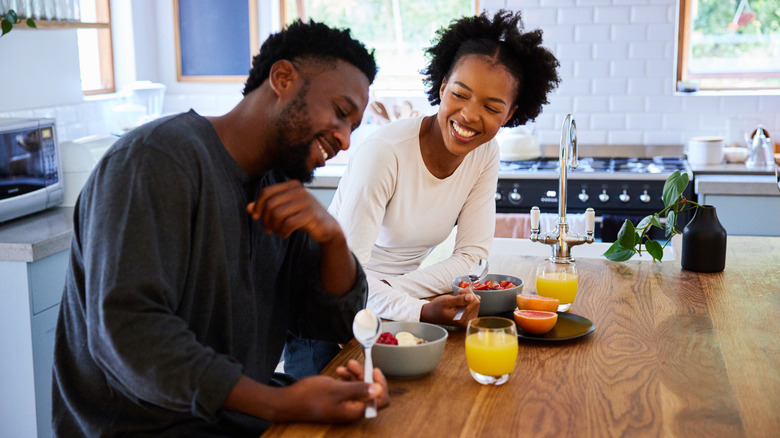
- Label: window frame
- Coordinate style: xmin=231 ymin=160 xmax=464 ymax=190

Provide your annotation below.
xmin=676 ymin=0 xmax=780 ymax=92
xmin=279 ymin=0 xmax=480 ymax=95
xmin=80 ymin=0 xmax=115 ymax=95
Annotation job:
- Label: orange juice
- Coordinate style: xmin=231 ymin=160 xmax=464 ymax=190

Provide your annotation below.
xmin=536 ymin=272 xmax=578 ymax=304
xmin=465 ymin=331 xmax=518 ymax=376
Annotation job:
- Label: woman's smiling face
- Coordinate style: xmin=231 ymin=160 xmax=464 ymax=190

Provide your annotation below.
xmin=436 ymin=54 xmax=518 ymax=157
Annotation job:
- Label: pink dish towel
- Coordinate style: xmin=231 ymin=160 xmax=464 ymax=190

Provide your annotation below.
xmin=495 ymin=213 xmax=532 ymax=238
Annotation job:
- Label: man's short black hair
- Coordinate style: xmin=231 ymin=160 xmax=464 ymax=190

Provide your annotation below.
xmin=243 ymin=20 xmax=377 ymax=95
xmin=421 ymin=10 xmax=561 ymax=128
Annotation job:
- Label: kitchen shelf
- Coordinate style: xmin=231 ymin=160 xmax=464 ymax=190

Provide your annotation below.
xmin=16 ymin=19 xmax=109 ymax=29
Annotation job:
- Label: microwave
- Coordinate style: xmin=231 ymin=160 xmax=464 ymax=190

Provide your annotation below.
xmin=0 ymin=118 xmax=64 ymax=223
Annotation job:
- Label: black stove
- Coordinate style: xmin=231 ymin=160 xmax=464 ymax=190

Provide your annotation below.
xmin=496 ymin=156 xmax=693 ymax=241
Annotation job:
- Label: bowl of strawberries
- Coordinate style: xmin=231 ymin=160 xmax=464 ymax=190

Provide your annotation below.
xmin=451 ymin=274 xmax=524 ymax=316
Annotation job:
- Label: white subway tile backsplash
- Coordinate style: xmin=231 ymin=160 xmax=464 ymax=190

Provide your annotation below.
xmin=523 ymin=8 xmax=558 ymax=25
xmin=683 ymin=96 xmax=723 ymax=114
xmin=663 ymin=113 xmax=693 ymax=130
xmin=647 ymin=23 xmax=675 ymax=41
xmin=574 ymin=60 xmax=610 ymax=77
xmin=644 ymin=129 xmax=683 ymax=145
xmin=542 ymin=0 xmax=577 ymax=7
xmin=576 ymin=0 xmax=612 ymax=5
xmin=645 ymin=58 xmax=674 ymax=78
xmin=628 ymin=42 xmax=666 ymax=60
xmin=481 ymin=0 xmax=511 ymax=9
xmin=507 ymin=0 xmax=541 ymax=7
xmin=698 ymin=115 xmax=729 ymax=136
xmin=718 ymin=96 xmax=761 ymax=114
xmin=556 ymin=43 xmax=594 ymax=60
xmin=543 ymin=94 xmax=575 ymax=113
xmin=627 ymin=113 xmax=662 ymax=129
xmin=610 ymin=96 xmax=645 ymax=112
xmin=628 ymin=78 xmax=665 ymax=95
xmin=591 ymin=113 xmax=625 ymax=130
xmin=593 ymin=42 xmax=629 ymax=60
xmin=558 ymin=7 xmax=594 ymax=24
xmin=607 ymin=130 xmax=644 ymax=145
xmin=594 ymin=6 xmax=630 ymax=24
xmin=593 ymin=78 xmax=628 ymax=95
xmin=610 ymin=60 xmax=645 ymax=78
xmin=630 ymin=5 xmax=671 ymax=24
xmin=757 ymin=97 xmax=780 ymax=128
xmin=574 ymin=25 xmax=611 ymax=42
xmin=574 ymin=96 xmax=609 ymax=112
xmin=611 ymin=24 xmax=648 ymax=42
xmin=541 ymin=26 xmax=575 ymax=44
xmin=578 ymin=129 xmax=608 ymax=144
xmin=556 ymin=78 xmax=593 ymax=95
xmin=646 ymin=95 xmax=683 ymax=113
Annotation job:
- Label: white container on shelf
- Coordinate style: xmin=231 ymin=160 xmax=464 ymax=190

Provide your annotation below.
xmin=687 ymin=136 xmax=724 ymax=165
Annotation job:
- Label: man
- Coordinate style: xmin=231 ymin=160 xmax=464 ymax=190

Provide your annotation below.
xmin=52 ymin=20 xmax=388 ymax=437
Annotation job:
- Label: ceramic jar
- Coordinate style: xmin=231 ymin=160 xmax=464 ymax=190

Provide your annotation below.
xmin=681 ymin=205 xmax=727 ymax=273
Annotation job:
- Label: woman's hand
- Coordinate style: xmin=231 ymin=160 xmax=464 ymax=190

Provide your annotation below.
xmin=420 ymin=290 xmax=480 ymax=327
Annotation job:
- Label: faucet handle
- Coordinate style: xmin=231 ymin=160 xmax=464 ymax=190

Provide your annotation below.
xmin=585 ymin=208 xmax=595 ymax=235
xmin=530 ymin=206 xmax=540 ymax=232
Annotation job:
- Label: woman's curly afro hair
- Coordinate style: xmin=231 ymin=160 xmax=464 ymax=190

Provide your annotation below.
xmin=421 ymin=10 xmax=560 ymax=128
xmin=243 ymin=19 xmax=377 ymax=96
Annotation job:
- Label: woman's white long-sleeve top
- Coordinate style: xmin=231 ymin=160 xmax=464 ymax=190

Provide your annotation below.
xmin=329 ymin=117 xmax=498 ymax=321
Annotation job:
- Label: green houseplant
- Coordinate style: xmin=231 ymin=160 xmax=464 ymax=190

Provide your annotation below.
xmin=602 ymin=170 xmax=702 ymax=262
xmin=1 ymin=9 xmax=36 ymax=37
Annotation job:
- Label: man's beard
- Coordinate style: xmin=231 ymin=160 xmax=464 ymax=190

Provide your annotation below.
xmin=273 ymin=84 xmax=317 ymax=182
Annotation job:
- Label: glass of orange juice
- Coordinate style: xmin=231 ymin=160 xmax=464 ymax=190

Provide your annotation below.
xmin=465 ymin=317 xmax=518 ymax=385
xmin=535 ymin=259 xmax=578 ymax=312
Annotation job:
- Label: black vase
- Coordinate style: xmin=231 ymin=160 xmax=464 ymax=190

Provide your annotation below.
xmin=681 ymin=205 xmax=727 ymax=273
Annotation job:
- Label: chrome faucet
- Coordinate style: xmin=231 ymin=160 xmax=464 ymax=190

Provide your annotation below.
xmin=530 ymin=114 xmax=595 ymax=261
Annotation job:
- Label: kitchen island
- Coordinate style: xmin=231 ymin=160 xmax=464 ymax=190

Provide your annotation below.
xmin=263 ymin=235 xmax=780 ymax=437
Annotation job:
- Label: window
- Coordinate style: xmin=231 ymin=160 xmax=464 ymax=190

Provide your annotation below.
xmin=78 ymin=0 xmax=114 ymax=95
xmin=280 ymin=0 xmax=476 ymax=94
xmin=676 ymin=0 xmax=780 ymax=92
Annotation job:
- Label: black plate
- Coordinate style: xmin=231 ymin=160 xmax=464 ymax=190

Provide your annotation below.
xmin=495 ymin=311 xmax=595 ymax=342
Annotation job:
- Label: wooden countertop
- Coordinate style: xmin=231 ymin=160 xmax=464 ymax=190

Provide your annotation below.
xmin=263 ymin=236 xmax=780 ymax=437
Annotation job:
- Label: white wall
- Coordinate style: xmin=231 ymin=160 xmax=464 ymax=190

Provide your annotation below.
xmin=1 ymin=0 xmax=778 ymax=149
xmin=484 ymin=0 xmax=780 ymax=147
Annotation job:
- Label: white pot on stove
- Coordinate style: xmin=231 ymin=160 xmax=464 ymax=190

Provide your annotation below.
xmin=498 ymin=127 xmax=540 ymax=161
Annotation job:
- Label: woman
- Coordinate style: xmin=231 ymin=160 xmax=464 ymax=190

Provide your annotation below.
xmin=284 ymin=9 xmax=560 ymax=378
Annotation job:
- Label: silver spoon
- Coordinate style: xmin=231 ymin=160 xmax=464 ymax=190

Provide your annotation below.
xmin=352 ymin=309 xmax=382 ymax=418
xmin=453 ymin=259 xmax=489 ymax=321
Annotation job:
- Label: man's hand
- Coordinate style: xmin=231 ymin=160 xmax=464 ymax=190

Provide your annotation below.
xmin=247 ymin=180 xmax=342 ymax=243
xmin=420 ymin=289 xmax=481 ymax=327
xmin=270 ymin=360 xmax=389 ymax=423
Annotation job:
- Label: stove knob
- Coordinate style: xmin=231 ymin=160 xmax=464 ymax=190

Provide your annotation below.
xmin=598 ymin=189 xmax=609 ymax=203
xmin=619 ymin=190 xmax=630 ymax=203
xmin=509 ymin=189 xmax=522 ymax=204
xmin=639 ymin=190 xmax=651 ymax=204
xmin=495 ymin=192 xmax=502 ymax=202
xmin=578 ymin=189 xmax=589 ymax=202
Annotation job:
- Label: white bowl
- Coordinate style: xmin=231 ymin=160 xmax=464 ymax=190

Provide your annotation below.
xmin=724 ymin=147 xmax=749 ymax=163
xmin=451 ymin=274 xmax=525 ymax=316
xmin=372 ymin=321 xmax=448 ymax=379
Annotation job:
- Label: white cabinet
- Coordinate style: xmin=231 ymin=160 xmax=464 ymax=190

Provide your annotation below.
xmin=0 ymin=250 xmax=68 ymax=438
xmin=695 ymin=174 xmax=780 ymax=237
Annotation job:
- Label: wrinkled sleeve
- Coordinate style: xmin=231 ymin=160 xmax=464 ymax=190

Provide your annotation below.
xmin=329 ymin=141 xmax=429 ymax=321
xmin=287 ymin=239 xmax=368 ymax=343
xmin=80 ymin=148 xmax=241 ymax=421
xmin=384 ymin=142 xmax=498 ymax=298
